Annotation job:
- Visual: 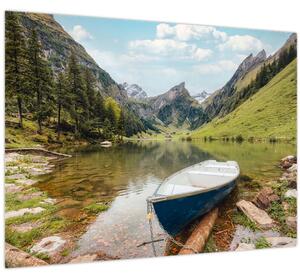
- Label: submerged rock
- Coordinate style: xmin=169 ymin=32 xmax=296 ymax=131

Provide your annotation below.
xmin=30 ymin=236 xmax=66 ymax=256
xmin=5 ymin=207 xmax=45 ymax=219
xmin=236 ymin=200 xmax=274 ymax=229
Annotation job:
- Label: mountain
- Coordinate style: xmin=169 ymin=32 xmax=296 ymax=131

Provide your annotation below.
xmin=202 ymin=49 xmax=267 ymax=119
xmin=121 ymin=82 xmax=148 ymax=99
xmin=192 ymin=91 xmax=210 ymax=104
xmin=131 ymin=82 xmax=208 ymax=129
xmin=193 ymin=59 xmax=297 ymax=139
xmin=17 ymin=12 xmax=146 ymax=135
xmin=18 ymin=13 xmax=128 ymax=102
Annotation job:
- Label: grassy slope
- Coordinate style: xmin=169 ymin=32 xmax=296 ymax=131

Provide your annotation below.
xmin=192 ymin=59 xmax=297 ymax=140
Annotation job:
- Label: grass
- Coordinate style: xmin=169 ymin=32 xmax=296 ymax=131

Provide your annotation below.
xmin=83 ymin=203 xmax=109 ymax=214
xmin=5 ymin=117 xmax=77 ymax=149
xmin=192 ymin=59 xmax=297 ymax=140
xmin=255 ymin=237 xmax=271 ymax=249
xmin=204 ymin=235 xmax=218 ymax=253
xmin=232 ymin=210 xmax=259 ymax=231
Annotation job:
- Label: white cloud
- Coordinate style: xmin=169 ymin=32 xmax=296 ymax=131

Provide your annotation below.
xmin=156 ymin=23 xmax=227 ymax=42
xmin=69 ymin=25 xmax=93 ymax=42
xmin=128 ymin=39 xmax=212 ymax=61
xmin=218 ymin=35 xmax=264 ymax=52
xmin=194 ymin=60 xmax=237 ymax=74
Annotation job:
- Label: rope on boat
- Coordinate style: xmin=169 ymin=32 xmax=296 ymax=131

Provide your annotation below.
xmin=146 ymin=200 xmax=198 ymax=255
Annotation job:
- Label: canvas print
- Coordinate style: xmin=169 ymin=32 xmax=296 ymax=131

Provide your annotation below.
xmin=4 ymin=11 xmax=297 ymax=268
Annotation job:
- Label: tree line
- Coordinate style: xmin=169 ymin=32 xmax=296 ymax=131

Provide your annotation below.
xmin=5 ymin=12 xmax=137 ymax=141
xmin=239 ymin=44 xmax=297 ymax=101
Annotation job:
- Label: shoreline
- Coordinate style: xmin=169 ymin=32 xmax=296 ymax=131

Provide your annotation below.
xmin=4 ymin=146 xmax=297 ymax=266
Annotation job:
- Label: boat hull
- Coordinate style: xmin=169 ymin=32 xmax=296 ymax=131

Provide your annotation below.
xmin=151 ymin=181 xmax=236 ymax=236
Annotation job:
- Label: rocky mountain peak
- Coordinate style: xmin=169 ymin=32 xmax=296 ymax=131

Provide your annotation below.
xmin=122 ymin=82 xmax=147 ymax=99
xmin=193 ymin=90 xmax=211 ymax=104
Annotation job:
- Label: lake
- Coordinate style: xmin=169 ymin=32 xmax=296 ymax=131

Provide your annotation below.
xmin=36 ymin=140 xmax=296 ymax=259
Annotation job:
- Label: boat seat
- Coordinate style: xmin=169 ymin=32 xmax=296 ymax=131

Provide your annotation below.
xmin=187 ymin=171 xmax=236 ymax=177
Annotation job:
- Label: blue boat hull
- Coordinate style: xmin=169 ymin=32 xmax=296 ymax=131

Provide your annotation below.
xmin=152 ymin=181 xmax=236 ymax=236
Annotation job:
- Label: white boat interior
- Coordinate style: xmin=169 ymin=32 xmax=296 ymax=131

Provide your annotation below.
xmin=155 ymin=160 xmax=240 ymax=197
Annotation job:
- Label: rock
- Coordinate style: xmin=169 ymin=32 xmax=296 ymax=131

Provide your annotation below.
xmin=5 ymin=183 xmax=22 ymax=193
xmin=253 ymin=187 xmax=279 ymax=209
xmin=11 ymin=221 xmax=42 ymax=233
xmin=236 ymin=200 xmax=274 ymax=229
xmin=286 ymin=216 xmax=297 ymax=230
xmin=5 ymin=152 xmax=21 ymax=162
xmin=230 ymin=225 xmax=279 ymax=250
xmin=68 ymin=254 xmax=99 ymax=264
xmin=281 ymin=155 xmax=297 ymax=163
xmin=265 ymin=237 xmax=296 ymax=248
xmin=6 ymin=173 xmax=27 ymax=180
xmin=235 ymin=243 xmax=255 ymax=251
xmin=285 ymin=189 xmax=297 ymax=199
xmin=5 ymin=207 xmax=45 ymax=219
xmin=31 ymin=156 xmax=46 ymax=163
xmin=5 ymin=243 xmax=48 ymax=267
xmin=287 ymin=163 xmax=297 ymax=173
xmin=16 ymin=179 xmax=37 ymax=186
xmin=30 ymin=236 xmax=66 ymax=256
xmin=41 ymin=198 xmax=57 ymax=205
xmin=17 ymin=191 xmax=44 ymax=201
xmin=28 ymin=167 xmax=46 ymax=176
xmin=280 ymin=156 xmax=297 ymax=169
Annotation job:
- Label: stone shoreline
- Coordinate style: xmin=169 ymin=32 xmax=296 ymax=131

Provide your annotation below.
xmin=230 ymin=155 xmax=297 ymax=251
xmin=4 ymin=150 xmax=297 ymax=266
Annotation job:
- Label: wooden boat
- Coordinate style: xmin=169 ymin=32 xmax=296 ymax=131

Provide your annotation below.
xmin=147 ymin=160 xmax=240 ymax=236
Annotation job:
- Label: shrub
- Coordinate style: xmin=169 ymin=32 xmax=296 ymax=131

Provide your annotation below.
xmin=235 ymin=134 xmax=244 ymax=143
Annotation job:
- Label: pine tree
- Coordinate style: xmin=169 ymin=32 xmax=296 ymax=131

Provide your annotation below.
xmin=27 ymin=28 xmax=54 ymax=133
xmin=55 ymin=72 xmax=69 ymax=139
xmin=66 ymin=51 xmax=87 ymax=136
xmin=83 ymin=67 xmax=96 ymax=120
xmin=5 ymin=11 xmax=28 ymax=128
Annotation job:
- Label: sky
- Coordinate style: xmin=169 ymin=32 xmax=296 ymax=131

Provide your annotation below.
xmin=54 ymin=14 xmax=291 ymax=96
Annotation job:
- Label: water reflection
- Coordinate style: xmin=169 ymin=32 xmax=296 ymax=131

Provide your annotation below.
xmin=36 ymin=141 xmax=295 ymax=258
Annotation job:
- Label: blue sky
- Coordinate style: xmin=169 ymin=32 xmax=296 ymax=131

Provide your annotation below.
xmin=54 ymin=14 xmax=291 ymax=96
